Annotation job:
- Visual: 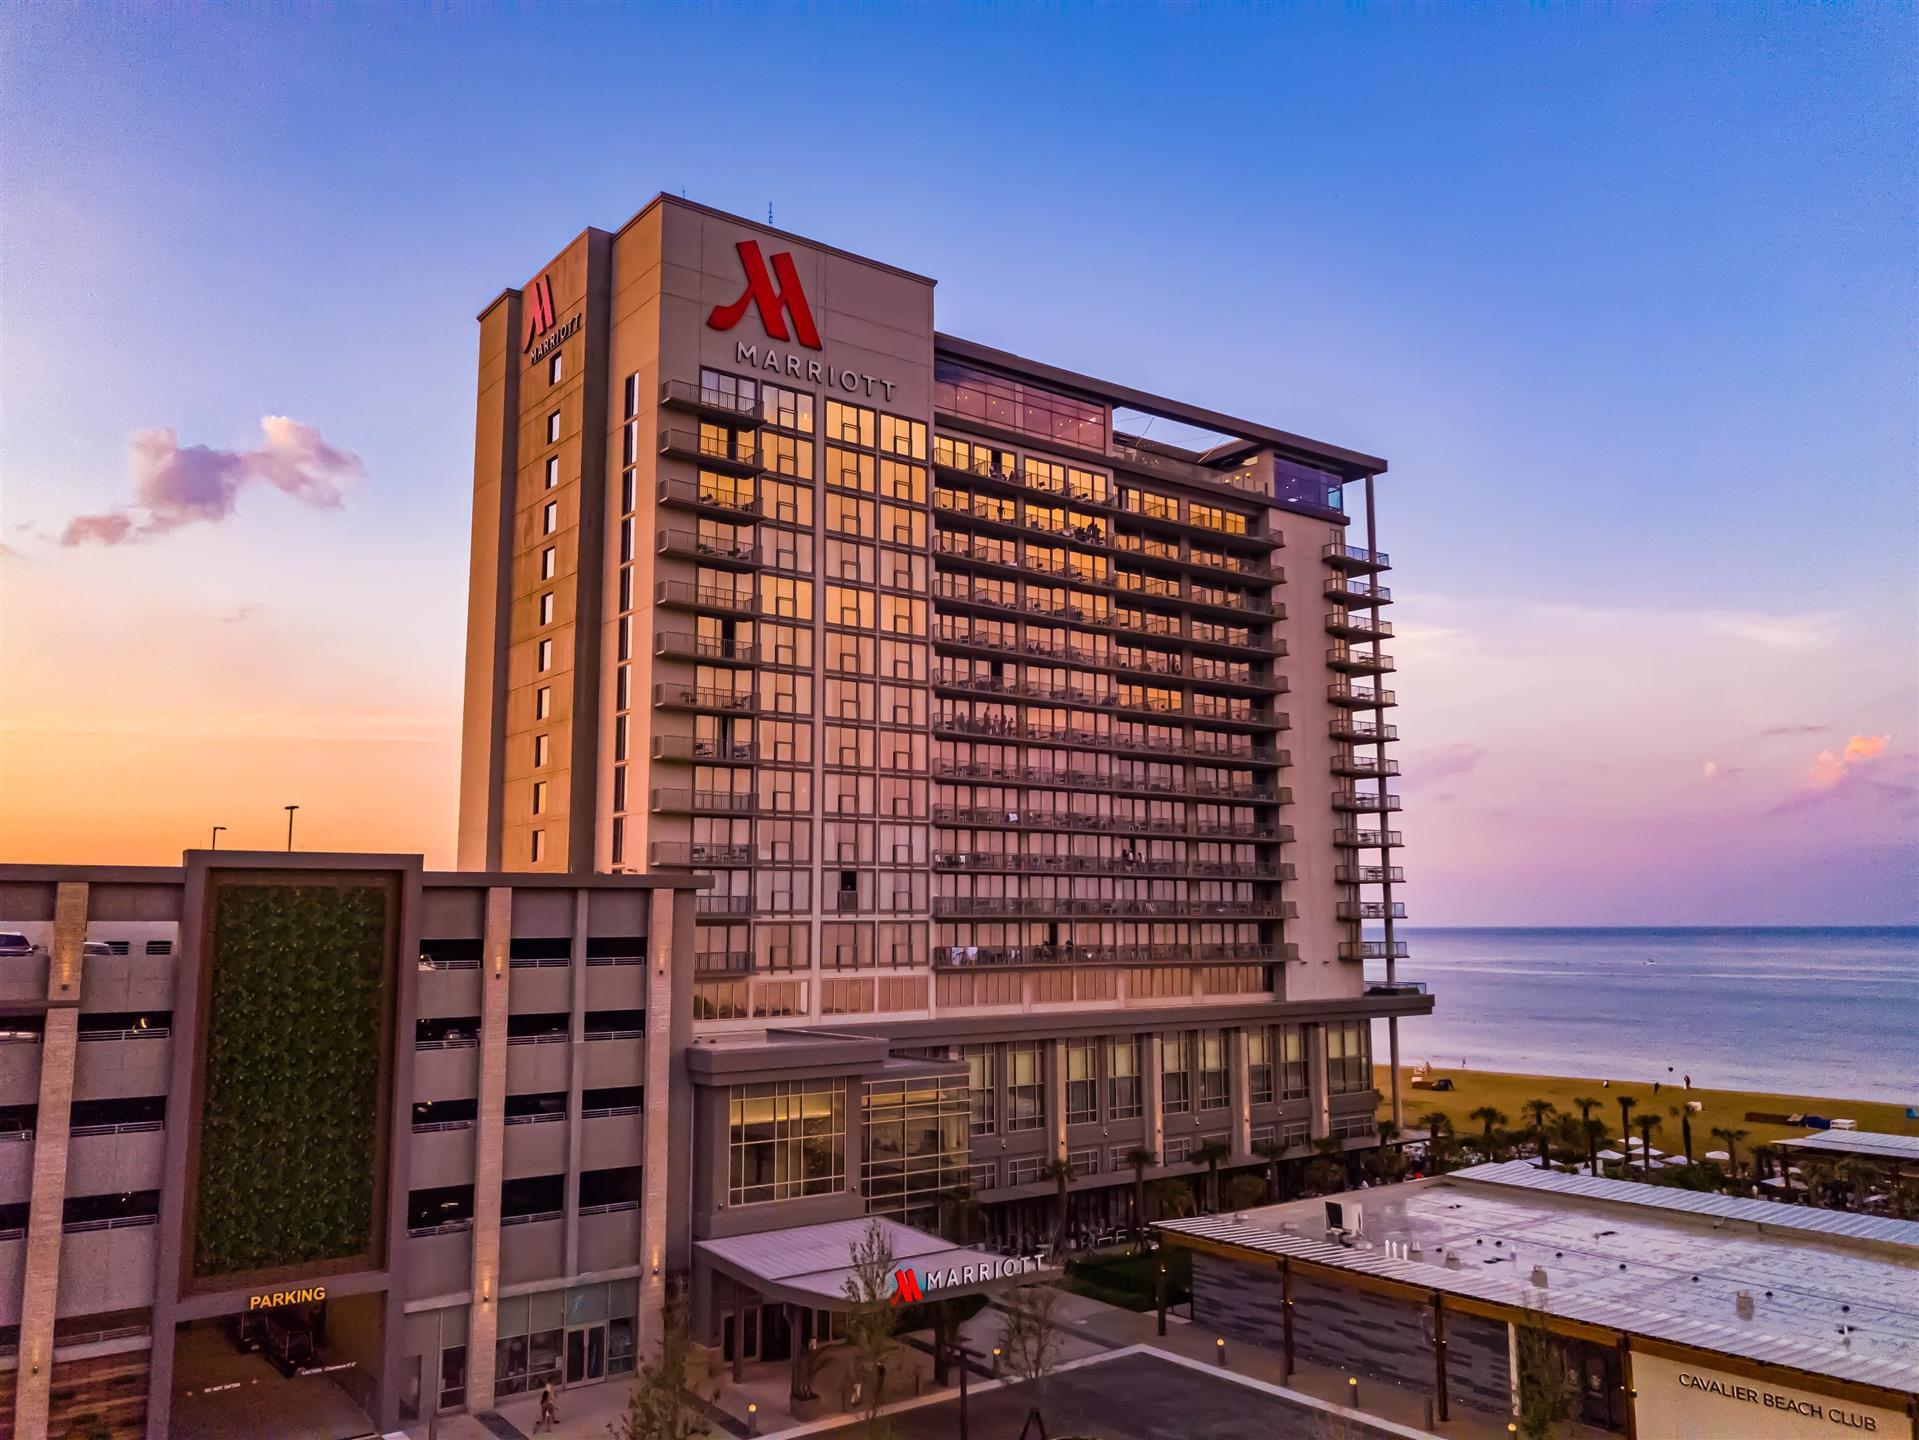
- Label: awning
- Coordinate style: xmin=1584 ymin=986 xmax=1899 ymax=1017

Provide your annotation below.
xmin=697 ymin=1216 xmax=1055 ymax=1311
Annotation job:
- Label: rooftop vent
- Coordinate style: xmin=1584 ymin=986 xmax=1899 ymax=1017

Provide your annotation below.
xmin=1736 ymin=1292 xmax=1755 ymax=1320
xmin=1531 ymin=1267 xmax=1549 ymax=1289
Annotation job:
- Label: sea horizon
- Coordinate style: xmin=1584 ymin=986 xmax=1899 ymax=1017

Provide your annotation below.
xmin=1367 ymin=924 xmax=1919 ymax=1106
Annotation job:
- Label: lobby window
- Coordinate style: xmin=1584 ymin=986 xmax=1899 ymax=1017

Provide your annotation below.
xmin=541 ymin=546 xmax=556 ymax=579
xmin=530 ymin=829 xmax=545 ymax=864
xmin=1161 ymin=1033 xmax=1191 ymax=1115
xmin=542 ymin=501 xmax=558 ymax=535
xmin=1199 ymin=1030 xmax=1228 ymax=1111
xmin=727 ymin=1077 xmax=847 ymax=1205
xmin=963 ymin=1045 xmax=996 ymax=1136
xmin=1066 ymin=1038 xmax=1098 ymax=1125
xmin=1006 ymin=1043 xmax=1043 ymax=1132
xmin=534 ymin=686 xmax=551 ymax=721
xmin=1107 ymin=1037 xmax=1142 ymax=1119
xmin=1327 ymin=1021 xmax=1373 ymax=1095
xmin=547 ymin=410 xmax=561 ymax=444
xmin=1248 ymin=1027 xmax=1274 ymax=1105
xmin=545 ymin=456 xmax=559 ymax=489
xmin=538 ymin=592 xmax=554 ymax=626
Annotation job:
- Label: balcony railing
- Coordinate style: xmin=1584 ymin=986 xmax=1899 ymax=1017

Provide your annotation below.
xmin=933 ymin=940 xmax=1291 ymax=968
xmin=652 ymin=788 xmax=756 ymax=815
xmin=659 ymin=428 xmax=759 ymax=471
xmin=1329 ymin=719 xmax=1398 ymax=743
xmin=656 ymin=580 xmax=757 ymax=615
xmin=1332 ymin=828 xmax=1403 ymax=848
xmin=1325 ymin=611 xmax=1393 ymax=639
xmin=1327 ymin=683 xmax=1396 ymax=709
xmin=1339 ymin=940 xmax=1410 ymax=960
xmin=658 ymin=477 xmax=759 ymax=517
xmin=1333 ymin=864 xmax=1404 ymax=884
xmin=1337 ymin=901 xmax=1407 ymax=921
xmin=1331 ymin=791 xmax=1402 ymax=812
xmin=931 ymin=852 xmax=1292 ymax=881
xmin=1110 ymin=443 xmax=1276 ymax=503
xmin=1365 ymin=979 xmax=1428 ymax=997
xmin=655 ymin=633 xmax=756 ymax=665
xmin=1322 ymin=541 xmax=1390 ymax=572
xmin=1327 ymin=646 xmax=1395 ymax=675
xmin=654 ymin=683 xmax=755 ymax=713
xmin=1331 ymin=754 xmax=1399 ymax=778
xmin=652 ymin=735 xmax=756 ymax=764
xmin=652 ymin=841 xmax=754 ymax=868
xmin=694 ymin=951 xmax=754 ymax=976
xmin=696 ymin=895 xmax=754 ymax=918
xmin=1324 ymin=575 xmax=1392 ymax=605
xmin=660 ymin=380 xmax=763 ymax=423
xmin=657 ymin=530 xmax=759 ymax=566
xmin=931 ymin=897 xmax=1289 ymax=920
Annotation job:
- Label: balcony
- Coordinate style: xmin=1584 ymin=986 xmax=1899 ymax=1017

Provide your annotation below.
xmin=1321 ymin=541 xmax=1390 ymax=573
xmin=1365 ymin=979 xmax=1428 ymax=997
xmin=1327 ymin=683 xmax=1395 ymax=710
xmin=658 ymin=529 xmax=759 ymax=567
xmin=1334 ymin=864 xmax=1404 ymax=884
xmin=655 ymin=632 xmax=756 ymax=665
xmin=696 ymin=895 xmax=754 ymax=919
xmin=1332 ymin=790 xmax=1402 ymax=812
xmin=1325 ymin=610 xmax=1392 ymax=640
xmin=1324 ymin=575 xmax=1392 ymax=606
xmin=930 ymin=852 xmax=1292 ymax=882
xmin=652 ymin=735 xmax=756 ymax=764
xmin=1331 ymin=754 xmax=1399 ymax=779
xmin=1332 ymin=828 xmax=1403 ymax=848
xmin=656 ymin=579 xmax=756 ymax=617
xmin=659 ymin=428 xmax=759 ymax=473
xmin=651 ymin=788 xmax=755 ymax=816
xmin=653 ymin=682 xmax=755 ymax=714
xmin=660 ymin=379 xmax=763 ymax=424
xmin=694 ymin=951 xmax=753 ymax=977
xmin=933 ymin=940 xmax=1291 ymax=968
xmin=1326 ymin=646 xmax=1395 ymax=676
xmin=1110 ymin=443 xmax=1278 ymax=506
xmin=652 ymin=841 xmax=753 ymax=868
xmin=930 ymin=897 xmax=1289 ymax=921
xmin=1337 ymin=901 xmax=1407 ymax=921
xmin=1339 ymin=940 xmax=1410 ymax=961
xmin=1329 ymin=718 xmax=1398 ymax=744
xmin=658 ymin=477 xmax=760 ymax=519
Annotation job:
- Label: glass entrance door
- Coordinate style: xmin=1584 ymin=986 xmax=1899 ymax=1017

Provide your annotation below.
xmin=564 ymin=1324 xmax=606 ymax=1387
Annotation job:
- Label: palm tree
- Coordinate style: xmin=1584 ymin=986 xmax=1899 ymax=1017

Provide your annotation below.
xmin=1468 ymin=1105 xmax=1508 ymax=1162
xmin=1252 ymin=1138 xmax=1287 ymax=1202
xmin=1710 ymin=1126 xmax=1748 ymax=1181
xmin=1374 ymin=1119 xmax=1406 ymax=1183
xmin=1040 ymin=1156 xmax=1075 ymax=1258
xmin=1521 ymin=1100 xmax=1557 ymax=1168
xmin=1634 ymin=1114 xmax=1663 ymax=1176
xmin=1193 ymin=1139 xmax=1232 ymax=1213
xmin=1669 ymin=1104 xmax=1695 ymax=1166
xmin=1125 ymin=1147 xmax=1158 ymax=1248
xmin=1304 ymin=1137 xmax=1347 ymax=1196
xmin=1417 ymin=1110 xmax=1453 ymax=1172
xmin=1615 ymin=1095 xmax=1638 ymax=1163
xmin=1147 ymin=1176 xmax=1195 ymax=1221
xmin=1581 ymin=1117 xmax=1608 ymax=1177
xmin=1571 ymin=1095 xmax=1603 ymax=1125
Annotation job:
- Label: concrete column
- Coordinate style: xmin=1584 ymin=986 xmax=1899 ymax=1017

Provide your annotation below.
xmin=1229 ymin=1027 xmax=1251 ymax=1162
xmin=563 ymin=887 xmax=589 ymax=1278
xmin=640 ymin=885 xmax=695 ymax=1349
xmin=1307 ymin=1024 xmax=1331 ymax=1141
xmin=1045 ymin=1038 xmax=1066 ymax=1162
xmin=12 ymin=882 xmax=88 ymax=1440
xmin=1143 ymin=1033 xmax=1164 ymax=1163
xmin=464 ymin=886 xmax=513 ymax=1413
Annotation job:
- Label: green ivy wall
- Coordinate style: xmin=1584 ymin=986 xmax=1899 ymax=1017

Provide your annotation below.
xmin=191 ymin=879 xmax=391 ymax=1280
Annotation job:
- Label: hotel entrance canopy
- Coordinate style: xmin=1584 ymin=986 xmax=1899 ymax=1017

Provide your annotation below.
xmin=697 ymin=1216 xmax=1053 ymax=1310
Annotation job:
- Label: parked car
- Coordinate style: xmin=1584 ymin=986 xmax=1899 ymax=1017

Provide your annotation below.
xmin=0 ymin=932 xmax=37 ymax=958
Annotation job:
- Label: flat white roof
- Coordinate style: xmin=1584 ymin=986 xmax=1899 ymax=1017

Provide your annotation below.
xmin=1158 ymin=1160 xmax=1919 ymax=1395
xmin=1777 ymin=1131 xmax=1919 ymax=1162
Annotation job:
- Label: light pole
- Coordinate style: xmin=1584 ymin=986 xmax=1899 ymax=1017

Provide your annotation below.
xmin=284 ymin=805 xmax=300 ymax=851
xmin=210 ymin=825 xmax=226 ymax=850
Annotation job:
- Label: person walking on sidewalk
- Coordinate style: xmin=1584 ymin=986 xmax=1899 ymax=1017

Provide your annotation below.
xmin=534 ymin=1380 xmax=560 ymax=1434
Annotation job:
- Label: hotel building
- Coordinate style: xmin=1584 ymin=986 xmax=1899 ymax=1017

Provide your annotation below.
xmin=0 ymin=197 xmax=1432 ymax=1438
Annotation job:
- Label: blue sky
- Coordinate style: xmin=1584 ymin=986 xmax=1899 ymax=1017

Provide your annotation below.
xmin=2 ymin=5 xmax=1913 ymax=922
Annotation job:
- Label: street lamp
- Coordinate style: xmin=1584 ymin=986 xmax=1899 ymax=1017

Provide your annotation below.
xmin=210 ymin=825 xmax=226 ymax=851
xmin=284 ymin=805 xmax=300 ymax=851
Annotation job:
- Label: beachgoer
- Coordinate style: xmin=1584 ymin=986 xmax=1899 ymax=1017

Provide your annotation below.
xmin=1653 ymin=1081 xmax=1661 ymax=1096
xmin=1684 ymin=1074 xmax=1692 ymax=1090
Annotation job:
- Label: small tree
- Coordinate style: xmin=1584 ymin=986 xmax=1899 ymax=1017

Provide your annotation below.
xmin=612 ymin=1291 xmax=697 ymax=1440
xmin=1147 ymin=1176 xmax=1195 ymax=1220
xmin=1372 ymin=1119 xmax=1407 ymax=1183
xmin=1224 ymin=1172 xmax=1268 ymax=1211
xmin=998 ymin=1279 xmax=1067 ymax=1428
xmin=1303 ymin=1137 xmax=1346 ymax=1196
xmin=1125 ymin=1146 xmax=1157 ymax=1248
xmin=1040 ymin=1155 xmax=1076 ymax=1257
xmin=1581 ymin=1117 xmax=1607 ymax=1177
xmin=1193 ymin=1139 xmax=1231 ymax=1213
xmin=1710 ymin=1126 xmax=1749 ymax=1182
xmin=1514 ymin=1297 xmax=1578 ymax=1440
xmin=1417 ymin=1110 xmax=1453 ymax=1172
xmin=842 ymin=1220 xmax=900 ymax=1437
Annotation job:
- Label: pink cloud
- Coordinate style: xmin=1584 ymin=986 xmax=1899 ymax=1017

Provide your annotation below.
xmin=60 ymin=417 xmax=362 ymax=546
xmin=1806 ymin=734 xmax=1890 ymax=790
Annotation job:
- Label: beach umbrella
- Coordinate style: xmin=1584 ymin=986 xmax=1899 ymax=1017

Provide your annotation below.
xmin=1704 ymin=1150 xmax=1731 ymax=1162
xmin=1596 ymin=1148 xmax=1626 ymax=1161
xmin=1658 ymin=1156 xmax=1688 ymax=1168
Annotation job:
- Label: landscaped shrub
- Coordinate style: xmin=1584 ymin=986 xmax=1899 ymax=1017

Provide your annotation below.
xmin=191 ymin=879 xmax=389 ymax=1279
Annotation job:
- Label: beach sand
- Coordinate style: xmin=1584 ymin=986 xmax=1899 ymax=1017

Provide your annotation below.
xmin=1372 ymin=1065 xmax=1919 ymax=1151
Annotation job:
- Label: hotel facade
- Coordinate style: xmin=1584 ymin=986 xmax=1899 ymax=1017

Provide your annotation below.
xmin=1 ymin=197 xmax=1431 ymax=1438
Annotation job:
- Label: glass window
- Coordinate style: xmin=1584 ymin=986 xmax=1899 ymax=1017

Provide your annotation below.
xmin=963 ymin=1045 xmax=996 ymax=1136
xmin=1279 ymin=1025 xmax=1307 ymax=1100
xmin=1006 ymin=1043 xmax=1043 ymax=1132
xmin=1107 ymin=1037 xmax=1142 ymax=1119
xmin=1199 ymin=1030 xmax=1229 ymax=1110
xmin=1066 ymin=1038 xmax=1098 ymax=1125
xmin=727 ymin=1078 xmax=847 ymax=1205
xmin=1248 ymin=1027 xmax=1274 ymax=1105
xmin=1161 ymin=1033 xmax=1190 ymax=1115
xmin=1327 ymin=1021 xmax=1373 ymax=1095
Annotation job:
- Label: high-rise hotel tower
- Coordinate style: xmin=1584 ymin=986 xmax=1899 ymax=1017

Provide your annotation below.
xmin=459 ymin=189 xmax=1426 ymax=1248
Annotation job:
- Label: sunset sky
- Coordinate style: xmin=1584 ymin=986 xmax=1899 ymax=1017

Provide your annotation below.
xmin=2 ymin=6 xmax=1913 ymax=923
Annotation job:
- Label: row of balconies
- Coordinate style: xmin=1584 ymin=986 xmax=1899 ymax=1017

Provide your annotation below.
xmin=927 ymin=806 xmax=1294 ymax=842
xmin=933 ymin=672 xmax=1289 ymax=710
xmin=934 ymin=535 xmax=1277 ymax=620
xmin=932 ymin=854 xmax=1294 ymax=881
xmin=932 ymin=452 xmax=1279 ymax=547
xmin=933 ymin=580 xmax=1286 ymax=637
xmin=930 ymin=898 xmax=1294 ymax=921
xmin=931 ymin=498 xmax=1284 ymax=582
xmin=933 ymin=940 xmax=1295 ymax=968
xmin=405 ymin=1206 xmax=639 ymax=1301
xmin=929 ymin=761 xmax=1292 ymax=800
xmin=932 ymin=714 xmax=1292 ymax=759
xmin=932 ymin=621 xmax=1289 ymax=669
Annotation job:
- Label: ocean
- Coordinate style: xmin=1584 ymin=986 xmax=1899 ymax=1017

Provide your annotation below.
xmin=1368 ymin=927 xmax=1919 ymax=1106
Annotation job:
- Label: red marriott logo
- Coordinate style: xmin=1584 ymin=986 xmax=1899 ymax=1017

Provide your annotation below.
xmin=888 ymin=1268 xmax=923 ymax=1306
xmin=707 ymin=240 xmax=821 ymax=350
xmin=522 ymin=274 xmax=557 ymax=353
